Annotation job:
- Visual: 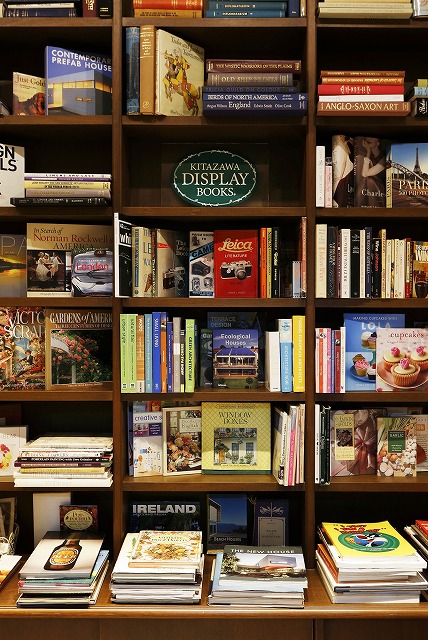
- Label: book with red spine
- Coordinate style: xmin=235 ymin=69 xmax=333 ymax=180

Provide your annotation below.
xmin=214 ymin=229 xmax=258 ymax=298
xmin=133 ymin=0 xmax=203 ymax=7
xmin=318 ymin=84 xmax=404 ymax=95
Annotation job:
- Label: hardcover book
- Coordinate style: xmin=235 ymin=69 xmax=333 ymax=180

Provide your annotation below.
xmin=343 ymin=313 xmax=405 ymax=391
xmin=128 ymin=530 xmax=203 ymax=567
xmin=44 ymin=308 xmax=113 ymax=390
xmin=412 ymin=240 xmax=428 ymax=298
xmin=0 ymin=425 xmax=28 ymax=477
xmin=155 ymin=29 xmax=204 ymax=116
xmin=131 ymin=226 xmax=153 ymax=298
xmin=0 ymin=555 xmax=22 ymax=591
xmin=26 ymin=222 xmax=114 ymax=297
xmin=163 ymin=406 xmax=202 ymax=476
xmin=212 ymin=328 xmax=259 ymax=389
xmin=0 ymin=142 xmax=25 ymax=207
xmin=207 ymin=493 xmax=248 ymax=552
xmin=0 ymin=306 xmax=45 ymax=391
xmin=252 ymin=498 xmax=289 ymax=546
xmin=129 ymin=499 xmax=201 ymax=532
xmin=0 ymin=234 xmax=26 ymax=296
xmin=386 ymin=142 xmax=428 ymax=207
xmin=213 ymin=229 xmax=258 ymax=298
xmin=59 ymin=505 xmax=98 ymax=532
xmin=45 ymin=46 xmax=112 ymax=115
xmin=132 ymin=408 xmax=163 ymax=477
xmin=375 ymin=326 xmax=428 ymax=392
xmin=201 ymin=401 xmax=271 ymax=474
xmin=189 ymin=230 xmax=214 ymax=297
xmin=332 ymin=134 xmax=354 ymax=208
xmin=353 ymin=136 xmax=386 ymax=208
xmin=113 ymin=212 xmax=132 ymax=298
xmin=12 ymin=72 xmax=45 ymax=116
xmin=377 ymin=415 xmax=418 ymax=477
xmin=151 ymin=228 xmax=188 ymax=297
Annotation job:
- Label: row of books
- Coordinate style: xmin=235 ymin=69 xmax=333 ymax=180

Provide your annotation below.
xmin=316 ymin=520 xmax=428 ymax=604
xmin=202 ymin=58 xmax=307 ymax=115
xmin=317 ymin=138 xmax=428 ymax=209
xmin=18 ymin=172 xmax=112 ymax=204
xmin=131 ymin=0 xmax=305 ymax=17
xmin=0 ymin=0 xmax=110 ymax=17
xmin=315 ymin=406 xmax=428 ymax=486
xmin=318 ymin=1 xmax=414 ymax=20
xmin=316 ymin=225 xmax=428 ymax=300
xmin=317 ymin=69 xmax=411 ymax=116
xmin=315 ymin=313 xmax=428 ymax=393
xmin=406 ymin=79 xmax=428 ymax=117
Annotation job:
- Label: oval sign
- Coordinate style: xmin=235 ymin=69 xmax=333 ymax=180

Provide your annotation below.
xmin=171 ymin=149 xmax=257 ymax=207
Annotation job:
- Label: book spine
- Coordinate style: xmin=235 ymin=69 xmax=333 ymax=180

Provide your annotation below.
xmin=259 ymin=227 xmax=267 ymax=298
xmin=314 ymin=404 xmax=320 ymax=484
xmin=320 ymin=76 xmax=405 ymax=84
xmin=5 ymin=7 xmax=77 ymax=15
xmin=271 ymin=226 xmax=280 ymax=298
xmin=333 ymin=329 xmax=341 ymax=393
xmin=324 ymin=156 xmax=333 ymax=208
xmin=350 ymin=229 xmax=360 ymax=298
xmin=203 ymin=100 xmax=307 ymax=112
xmin=198 ymin=327 xmax=213 ymax=388
xmin=82 ymin=0 xmax=98 ymax=15
xmin=180 ymin=328 xmax=186 ymax=392
xmin=10 ymin=197 xmax=108 ymax=206
xmin=405 ymin=237 xmax=412 ymax=299
xmin=136 ymin=314 xmax=145 ymax=393
xmin=120 ymin=314 xmax=129 ymax=393
xmin=98 ymin=0 xmax=112 ymax=17
xmin=133 ymin=7 xmax=202 ymax=15
xmin=372 ymin=237 xmax=382 ymax=298
xmin=205 ymin=9 xmax=287 ymax=15
xmin=172 ymin=316 xmax=182 ymax=392
xmin=277 ymin=318 xmax=292 ymax=392
xmin=315 ymin=223 xmax=327 ymax=298
xmin=292 ymin=315 xmax=305 ymax=392
xmin=160 ymin=311 xmax=167 ymax=393
xmin=208 ymin=1 xmax=287 ymax=8
xmin=206 ymin=72 xmax=294 ymax=86
xmin=326 ymin=225 xmax=338 ymax=298
xmin=185 ymin=318 xmax=195 ymax=393
xmin=292 ymin=260 xmax=301 ymax=298
xmin=25 ymin=188 xmax=110 ymax=198
xmin=315 ymin=145 xmax=325 ymax=207
xmin=340 ymin=228 xmax=350 ymax=298
xmin=385 ymin=238 xmax=392 ymax=299
xmin=411 ymin=97 xmax=428 ymax=117
xmin=317 ymin=101 xmax=410 ymax=115
xmin=133 ymin=0 xmax=202 ymax=6
xmin=152 ymin=312 xmax=161 ymax=393
xmin=339 ymin=326 xmax=346 ymax=393
xmin=205 ymin=57 xmax=300 ymax=72
xmin=365 ymin=226 xmax=372 ymax=298
xmin=287 ymin=409 xmax=296 ymax=486
xmin=318 ymin=84 xmax=404 ymax=95
xmin=139 ymin=24 xmax=156 ymax=116
xmin=287 ymin=0 xmax=299 ymax=16
xmin=144 ymin=314 xmax=153 ymax=393
xmin=128 ymin=314 xmax=137 ymax=393
xmin=321 ymin=70 xmax=405 ymax=77
xmin=380 ymin=228 xmax=387 ymax=298
xmin=202 ymin=85 xmax=299 ymax=94
xmin=126 ymin=27 xmax=140 ymax=116
xmin=266 ymin=227 xmax=272 ymax=298
xmin=203 ymin=92 xmax=307 ymax=101
xmin=265 ymin=331 xmax=281 ymax=392
xmin=359 ymin=227 xmax=366 ymax=300
xmin=298 ymin=217 xmax=306 ymax=298
xmin=166 ymin=320 xmax=173 ymax=393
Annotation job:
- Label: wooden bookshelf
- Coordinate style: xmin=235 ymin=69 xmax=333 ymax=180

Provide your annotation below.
xmin=1 ymin=1 xmax=428 ymax=633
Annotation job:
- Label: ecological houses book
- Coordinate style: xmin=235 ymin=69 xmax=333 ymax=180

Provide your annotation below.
xmin=201 ymin=401 xmax=271 ymax=474
xmin=343 ymin=313 xmax=405 ymax=391
xmin=376 ymin=326 xmax=428 ymax=392
xmin=26 ymin=222 xmax=114 ymax=297
xmin=0 ymin=306 xmax=45 ymax=391
xmin=45 ymin=46 xmax=112 ymax=115
xmin=44 ymin=308 xmax=113 ymax=390
xmin=212 ymin=328 xmax=259 ymax=389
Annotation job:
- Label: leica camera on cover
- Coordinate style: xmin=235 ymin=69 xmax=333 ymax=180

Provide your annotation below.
xmin=220 ymin=261 xmax=252 ymax=280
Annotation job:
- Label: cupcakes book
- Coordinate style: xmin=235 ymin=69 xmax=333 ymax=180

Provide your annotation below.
xmin=343 ymin=313 xmax=405 ymax=391
xmin=376 ymin=327 xmax=428 ymax=392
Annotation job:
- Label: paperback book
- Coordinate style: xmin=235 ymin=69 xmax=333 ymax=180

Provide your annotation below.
xmin=151 ymin=228 xmax=188 ymax=297
xmin=252 ymin=498 xmax=290 ymax=546
xmin=375 ymin=327 xmax=428 ymax=392
xmin=132 ymin=407 xmax=163 ymax=477
xmin=213 ymin=229 xmax=259 ymax=298
xmin=0 ymin=234 xmax=26 ymax=296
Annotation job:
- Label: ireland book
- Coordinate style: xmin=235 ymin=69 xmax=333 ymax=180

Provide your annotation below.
xmin=129 ymin=499 xmax=201 ymax=532
xmin=44 ymin=308 xmax=113 ymax=390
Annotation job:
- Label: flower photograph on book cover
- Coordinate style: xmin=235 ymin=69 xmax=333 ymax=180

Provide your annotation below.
xmin=50 ymin=329 xmax=112 ymax=387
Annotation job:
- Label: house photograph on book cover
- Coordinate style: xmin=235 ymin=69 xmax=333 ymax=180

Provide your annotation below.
xmin=212 ymin=328 xmax=259 ymax=389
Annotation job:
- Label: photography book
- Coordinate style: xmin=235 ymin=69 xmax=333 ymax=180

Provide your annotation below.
xmin=0 ymin=233 xmax=26 ymax=296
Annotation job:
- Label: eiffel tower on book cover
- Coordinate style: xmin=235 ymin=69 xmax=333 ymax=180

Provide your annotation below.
xmin=387 ymin=142 xmax=428 ymax=206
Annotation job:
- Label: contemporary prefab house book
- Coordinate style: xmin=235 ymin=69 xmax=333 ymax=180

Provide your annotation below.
xmin=45 ymin=46 xmax=112 ymax=115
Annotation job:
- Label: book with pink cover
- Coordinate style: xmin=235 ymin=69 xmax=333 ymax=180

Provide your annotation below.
xmin=376 ymin=327 xmax=428 ymax=392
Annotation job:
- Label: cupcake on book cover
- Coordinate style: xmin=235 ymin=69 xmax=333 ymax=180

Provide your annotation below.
xmin=376 ymin=327 xmax=428 ymax=392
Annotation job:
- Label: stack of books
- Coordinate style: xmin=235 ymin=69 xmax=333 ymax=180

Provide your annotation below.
xmin=317 ymin=70 xmax=410 ymax=116
xmin=316 ymin=521 xmax=428 ymax=603
xmin=203 ymin=58 xmax=307 ymax=115
xmin=11 ymin=172 xmax=112 ymax=207
xmin=208 ymin=544 xmax=308 ymax=607
xmin=406 ymin=79 xmax=428 ymax=117
xmin=132 ymin=0 xmax=203 ymax=17
xmin=13 ymin=435 xmax=114 ymax=488
xmin=110 ymin=531 xmax=204 ymax=604
xmin=317 ymin=0 xmax=413 ymax=20
xmin=404 ymin=520 xmax=428 ymax=562
xmin=1 ymin=0 xmax=80 ymax=17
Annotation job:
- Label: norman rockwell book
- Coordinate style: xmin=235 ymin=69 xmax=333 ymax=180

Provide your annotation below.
xmin=0 ymin=307 xmax=45 ymax=391
xmin=163 ymin=406 xmax=202 ymax=476
xmin=212 ymin=328 xmax=259 ymax=389
xmin=128 ymin=530 xmax=203 ymax=568
xmin=0 ymin=234 xmax=26 ymax=296
xmin=12 ymin=72 xmax=45 ymax=116
xmin=44 ymin=308 xmax=113 ymax=390
xmin=375 ymin=326 xmax=428 ymax=392
xmin=207 ymin=493 xmax=248 ymax=553
xmin=45 ymin=46 xmax=112 ymax=115
xmin=214 ymin=229 xmax=258 ymax=298
xmin=386 ymin=142 xmax=428 ymax=207
xmin=155 ymin=29 xmax=204 ymax=116
xmin=0 ymin=142 xmax=25 ymax=207
xmin=201 ymin=401 xmax=271 ymax=474
xmin=26 ymin=222 xmax=114 ymax=297
xmin=129 ymin=500 xmax=201 ymax=532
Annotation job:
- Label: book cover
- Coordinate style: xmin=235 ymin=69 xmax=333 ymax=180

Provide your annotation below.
xmin=128 ymin=530 xmax=203 ymax=567
xmin=132 ymin=226 xmax=152 ymax=297
xmin=353 ymin=136 xmax=386 ymax=208
xmin=252 ymin=498 xmax=289 ymax=546
xmin=272 ymin=405 xmax=287 ymax=484
xmin=412 ymin=240 xmax=428 ymax=298
xmin=189 ymin=230 xmax=214 ymax=297
xmin=12 ymin=72 xmax=45 ymax=116
xmin=205 ymin=59 xmax=301 ymax=73
xmin=152 ymin=228 xmax=188 ymax=298
xmin=377 ymin=415 xmax=419 ymax=477
xmin=132 ymin=408 xmax=163 ymax=477
xmin=0 ymin=425 xmax=28 ymax=477
xmin=113 ymin=212 xmax=132 ymax=298
xmin=0 ymin=234 xmax=26 ymax=296
xmin=343 ymin=313 xmax=405 ymax=391
xmin=155 ymin=28 xmax=204 ymax=116
xmin=19 ymin=531 xmax=104 ymax=579
xmin=376 ymin=326 xmax=428 ymax=392
xmin=44 ymin=309 xmax=113 ymax=391
xmin=330 ymin=408 xmax=387 ymax=477
xmin=0 ymin=555 xmax=22 ymax=591
xmin=0 ymin=142 xmax=25 ymax=207
xmin=292 ymin=315 xmax=305 ymax=392
xmin=45 ymin=46 xmax=112 ymax=115
xmin=212 ymin=328 xmax=259 ymax=389
xmin=201 ymin=401 xmax=271 ymax=474
xmin=321 ymin=521 xmax=417 ymax=559
xmin=332 ymin=134 xmax=354 ymax=208
xmin=276 ymin=318 xmax=292 ymax=393
xmin=213 ymin=229 xmax=258 ymax=298
xmin=199 ymin=328 xmax=213 ymax=388
xmin=264 ymin=331 xmax=280 ymax=392
xmin=207 ymin=493 xmax=248 ymax=552
xmin=59 ymin=505 xmax=98 ymax=532
xmin=386 ymin=142 xmax=428 ymax=207
xmin=129 ymin=499 xmax=201 ymax=532
xmin=125 ymin=27 xmax=140 ymax=116
xmin=26 ymin=222 xmax=114 ymax=298
xmin=0 ymin=306 xmax=45 ymax=391
xmin=163 ymin=406 xmax=202 ymax=476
